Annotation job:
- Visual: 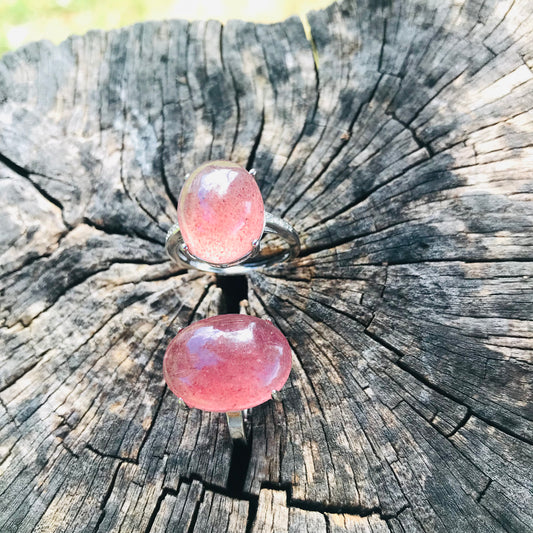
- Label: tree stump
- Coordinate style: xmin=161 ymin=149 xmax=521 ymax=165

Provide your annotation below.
xmin=1 ymin=0 xmax=532 ymax=531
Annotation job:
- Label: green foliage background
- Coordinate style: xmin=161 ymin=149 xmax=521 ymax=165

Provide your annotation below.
xmin=1 ymin=0 xmax=331 ymax=56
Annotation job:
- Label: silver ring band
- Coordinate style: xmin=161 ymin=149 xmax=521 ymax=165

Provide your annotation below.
xmin=226 ymin=411 xmax=247 ymax=442
xmin=226 ymin=391 xmax=280 ymax=442
xmin=178 ymin=390 xmax=282 ymax=443
xmin=166 ymin=212 xmax=300 ymax=274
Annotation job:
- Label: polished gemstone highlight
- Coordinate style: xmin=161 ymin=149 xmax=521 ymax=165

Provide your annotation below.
xmin=177 ymin=160 xmax=265 ymax=265
xmin=163 ymin=314 xmax=292 ymax=412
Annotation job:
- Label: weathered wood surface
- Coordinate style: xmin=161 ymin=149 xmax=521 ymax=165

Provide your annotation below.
xmin=0 ymin=0 xmax=532 ymax=531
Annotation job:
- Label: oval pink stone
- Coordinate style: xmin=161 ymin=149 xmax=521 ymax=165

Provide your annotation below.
xmin=177 ymin=160 xmax=265 ymax=265
xmin=163 ymin=315 xmax=292 ymax=412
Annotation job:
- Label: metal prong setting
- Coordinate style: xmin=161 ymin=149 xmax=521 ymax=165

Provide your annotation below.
xmin=239 ymin=299 xmax=250 ymax=315
xmin=271 ymin=390 xmax=282 ymax=401
xmin=249 ymin=168 xmax=256 ymax=177
xmin=251 ymin=238 xmax=261 ymax=258
xmin=177 ymin=398 xmax=189 ymax=409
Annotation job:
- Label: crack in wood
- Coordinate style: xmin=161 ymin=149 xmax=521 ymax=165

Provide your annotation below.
xmin=246 ymin=108 xmax=265 ymax=171
xmin=299 ymin=216 xmax=421 ymax=258
xmin=58 ymin=440 xmax=80 ymax=459
xmin=261 ymin=17 xmax=321 ymax=207
xmin=82 ymin=217 xmax=165 ymax=246
xmin=183 ymin=23 xmax=200 ymax=113
xmin=0 ymin=152 xmax=65 ymax=214
xmin=222 ymin=29 xmax=242 ymax=161
xmin=0 ymin=151 xmax=29 ymax=180
xmin=148 ymin=477 xmax=411 ymax=531
xmin=261 ymin=481 xmax=411 ymax=522
xmin=387 ymin=111 xmax=434 ymax=156
xmin=0 ymin=248 xmax=57 ymax=283
xmin=0 ymin=395 xmax=19 ymax=430
xmin=445 ymin=409 xmax=472 ymax=438
xmin=133 ymin=267 xmax=190 ymax=283
xmin=301 ymin=147 xmax=428 ymax=232
xmin=301 ymin=13 xmax=320 ymax=77
xmin=143 ymin=485 xmax=184 ymax=533
xmin=482 ymin=0 xmax=516 ymax=46
xmin=11 ymin=256 xmax=168 ymax=330
xmin=186 ymin=491 xmax=203 ymax=533
xmin=244 ymin=494 xmax=259 ymax=533
xmin=476 ymin=479 xmax=492 ymax=503
xmin=86 ymin=443 xmax=137 ymax=464
xmin=0 ymin=348 xmax=51 ymax=393
xmin=187 ymin=281 xmax=217 ymax=323
xmin=365 ymin=328 xmax=533 ymax=446
xmin=281 ymin=72 xmax=385 ymax=219
xmin=227 ymin=432 xmax=254 ymax=497
xmin=94 ymin=461 xmax=123 ymax=533
xmin=159 ymin=90 xmax=178 ymax=211
xmin=378 ymin=19 xmax=387 ymax=73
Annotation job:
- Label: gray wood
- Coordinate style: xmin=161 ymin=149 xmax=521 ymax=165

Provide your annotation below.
xmin=327 ymin=512 xmax=391 ymax=533
xmin=252 ymin=489 xmax=328 ymax=533
xmin=0 ymin=0 xmax=532 ymax=531
xmin=149 ymin=480 xmax=204 ymax=533
xmin=193 ymin=490 xmax=249 ymax=533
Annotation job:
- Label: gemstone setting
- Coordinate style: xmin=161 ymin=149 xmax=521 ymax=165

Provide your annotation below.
xmin=177 ymin=160 xmax=265 ymax=265
xmin=163 ymin=314 xmax=292 ymax=412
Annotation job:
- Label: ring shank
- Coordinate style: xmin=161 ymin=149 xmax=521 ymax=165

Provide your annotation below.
xmin=226 ymin=411 xmax=247 ymax=442
xmin=166 ymin=212 xmax=300 ymax=274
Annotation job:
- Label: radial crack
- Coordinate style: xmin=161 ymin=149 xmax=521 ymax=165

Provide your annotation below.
xmin=365 ymin=329 xmax=533 ymax=446
xmin=94 ymin=461 xmax=124 ymax=532
xmin=246 ymin=108 xmax=265 ymax=171
xmin=0 ymin=152 xmax=65 ymax=213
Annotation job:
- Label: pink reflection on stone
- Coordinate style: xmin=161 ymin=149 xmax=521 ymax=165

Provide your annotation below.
xmin=163 ymin=315 xmax=292 ymax=412
xmin=177 ymin=160 xmax=265 ymax=264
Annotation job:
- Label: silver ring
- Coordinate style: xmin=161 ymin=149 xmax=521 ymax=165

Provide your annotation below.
xmin=178 ymin=400 xmax=250 ymax=443
xmin=178 ymin=390 xmax=283 ymax=443
xmin=226 ymin=411 xmax=248 ymax=442
xmin=166 ymin=313 xmax=290 ymax=445
xmin=166 ymin=211 xmax=300 ymax=274
xmin=179 ymin=392 xmax=282 ymax=444
xmin=224 ymin=390 xmax=281 ymax=442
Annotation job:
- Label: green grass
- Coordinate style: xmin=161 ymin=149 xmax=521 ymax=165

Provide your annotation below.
xmin=1 ymin=0 xmax=332 ymax=56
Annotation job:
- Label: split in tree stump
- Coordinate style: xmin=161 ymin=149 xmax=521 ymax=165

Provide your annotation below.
xmin=0 ymin=0 xmax=532 ymax=531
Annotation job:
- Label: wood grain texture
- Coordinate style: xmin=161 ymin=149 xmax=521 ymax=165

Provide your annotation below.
xmin=0 ymin=0 xmax=532 ymax=531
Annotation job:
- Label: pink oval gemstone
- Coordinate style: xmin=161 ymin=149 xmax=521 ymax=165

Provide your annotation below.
xmin=163 ymin=315 xmax=292 ymax=412
xmin=177 ymin=160 xmax=265 ymax=265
